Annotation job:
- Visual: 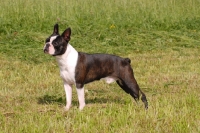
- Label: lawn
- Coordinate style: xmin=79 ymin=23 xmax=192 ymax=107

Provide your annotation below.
xmin=0 ymin=0 xmax=200 ymax=132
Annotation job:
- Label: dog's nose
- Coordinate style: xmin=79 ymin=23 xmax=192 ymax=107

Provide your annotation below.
xmin=44 ymin=43 xmax=50 ymax=53
xmin=44 ymin=48 xmax=48 ymax=53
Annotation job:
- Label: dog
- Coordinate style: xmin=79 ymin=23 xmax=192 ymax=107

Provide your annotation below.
xmin=43 ymin=24 xmax=148 ymax=111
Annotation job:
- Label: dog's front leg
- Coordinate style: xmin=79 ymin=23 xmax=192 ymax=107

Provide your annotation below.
xmin=76 ymin=87 xmax=86 ymax=110
xmin=64 ymin=83 xmax=72 ymax=111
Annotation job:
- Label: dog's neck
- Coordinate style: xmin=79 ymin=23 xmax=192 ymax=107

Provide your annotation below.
xmin=55 ymin=43 xmax=78 ymax=69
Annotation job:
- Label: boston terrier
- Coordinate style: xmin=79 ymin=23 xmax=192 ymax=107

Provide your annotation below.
xmin=43 ymin=24 xmax=148 ymax=111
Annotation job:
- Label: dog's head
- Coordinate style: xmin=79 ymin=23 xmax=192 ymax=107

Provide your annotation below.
xmin=43 ymin=24 xmax=71 ymax=56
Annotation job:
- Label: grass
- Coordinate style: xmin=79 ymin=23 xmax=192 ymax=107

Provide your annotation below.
xmin=0 ymin=0 xmax=200 ymax=132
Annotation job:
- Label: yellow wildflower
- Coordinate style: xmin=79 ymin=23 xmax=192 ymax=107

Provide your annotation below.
xmin=110 ymin=24 xmax=116 ymax=29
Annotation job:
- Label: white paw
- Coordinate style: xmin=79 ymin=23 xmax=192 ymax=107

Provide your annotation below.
xmin=64 ymin=105 xmax=71 ymax=112
xmin=79 ymin=103 xmax=86 ymax=111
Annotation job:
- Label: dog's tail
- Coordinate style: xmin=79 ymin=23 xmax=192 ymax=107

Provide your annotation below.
xmin=124 ymin=58 xmax=131 ymax=64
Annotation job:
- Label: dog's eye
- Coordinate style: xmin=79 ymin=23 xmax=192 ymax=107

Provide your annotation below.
xmin=53 ymin=42 xmax=59 ymax=46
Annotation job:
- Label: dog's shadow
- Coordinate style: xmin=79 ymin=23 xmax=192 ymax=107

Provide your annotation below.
xmin=37 ymin=91 xmax=127 ymax=106
xmin=38 ymin=94 xmax=65 ymax=105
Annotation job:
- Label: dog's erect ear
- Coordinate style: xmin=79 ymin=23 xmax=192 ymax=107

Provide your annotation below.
xmin=61 ymin=28 xmax=71 ymax=42
xmin=53 ymin=24 xmax=59 ymax=35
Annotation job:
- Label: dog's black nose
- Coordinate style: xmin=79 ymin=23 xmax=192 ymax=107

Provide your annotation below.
xmin=44 ymin=49 xmax=48 ymax=53
xmin=44 ymin=43 xmax=50 ymax=53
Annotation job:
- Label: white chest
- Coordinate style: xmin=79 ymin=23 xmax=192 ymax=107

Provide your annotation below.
xmin=56 ymin=44 xmax=78 ymax=84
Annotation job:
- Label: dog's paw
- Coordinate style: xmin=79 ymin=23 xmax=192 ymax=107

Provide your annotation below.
xmin=79 ymin=103 xmax=86 ymax=111
xmin=64 ymin=106 xmax=71 ymax=112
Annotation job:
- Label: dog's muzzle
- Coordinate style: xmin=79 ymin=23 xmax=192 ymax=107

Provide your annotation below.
xmin=44 ymin=43 xmax=50 ymax=53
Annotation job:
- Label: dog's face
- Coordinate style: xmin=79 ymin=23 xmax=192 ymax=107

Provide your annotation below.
xmin=43 ymin=24 xmax=71 ymax=56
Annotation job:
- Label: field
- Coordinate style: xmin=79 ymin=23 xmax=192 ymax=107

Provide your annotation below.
xmin=0 ymin=0 xmax=200 ymax=132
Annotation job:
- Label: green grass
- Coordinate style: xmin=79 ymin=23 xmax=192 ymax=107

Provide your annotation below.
xmin=0 ymin=0 xmax=200 ymax=132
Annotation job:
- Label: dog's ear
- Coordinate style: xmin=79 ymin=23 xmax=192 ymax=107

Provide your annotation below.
xmin=53 ymin=24 xmax=59 ymax=35
xmin=61 ymin=27 xmax=71 ymax=42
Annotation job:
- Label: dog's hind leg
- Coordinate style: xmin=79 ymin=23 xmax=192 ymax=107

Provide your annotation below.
xmin=139 ymin=89 xmax=148 ymax=109
xmin=116 ymin=79 xmax=140 ymax=102
xmin=117 ymin=79 xmax=148 ymax=109
xmin=126 ymin=80 xmax=148 ymax=109
xmin=117 ymin=65 xmax=148 ymax=109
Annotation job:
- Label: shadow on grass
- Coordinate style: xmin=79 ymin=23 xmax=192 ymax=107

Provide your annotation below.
xmin=37 ymin=93 xmax=128 ymax=105
xmin=37 ymin=95 xmax=65 ymax=105
xmin=86 ymin=97 xmax=128 ymax=105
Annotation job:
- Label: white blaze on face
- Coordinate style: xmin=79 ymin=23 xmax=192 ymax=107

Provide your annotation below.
xmin=48 ymin=35 xmax=58 ymax=55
